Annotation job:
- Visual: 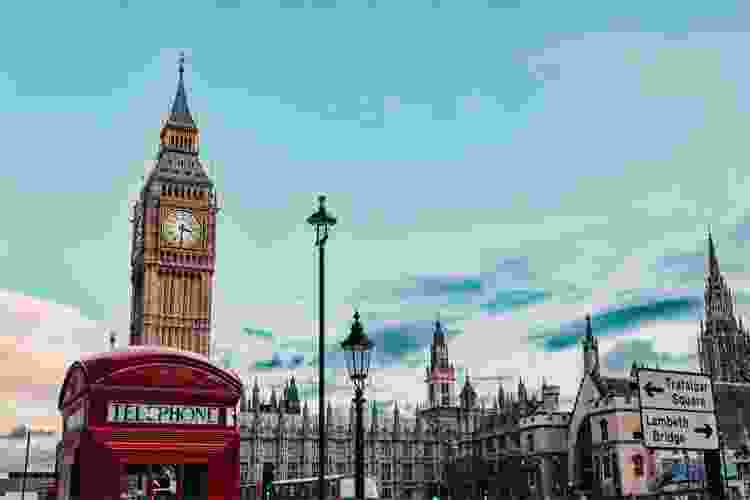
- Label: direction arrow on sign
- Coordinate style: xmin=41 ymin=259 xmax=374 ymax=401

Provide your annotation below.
xmin=637 ymin=369 xmax=715 ymax=413
xmin=641 ymin=408 xmax=719 ymax=450
xmin=643 ymin=381 xmax=665 ymax=398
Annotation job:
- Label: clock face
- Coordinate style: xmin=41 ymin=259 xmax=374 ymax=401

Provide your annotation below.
xmin=161 ymin=208 xmax=206 ymax=247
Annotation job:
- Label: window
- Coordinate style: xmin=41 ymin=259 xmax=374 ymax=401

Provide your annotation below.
xmin=594 ymin=456 xmax=600 ymax=480
xmin=240 ymin=463 xmax=249 ymax=483
xmin=264 ymin=441 xmax=273 ymax=457
xmin=384 ymin=444 xmax=392 ymax=457
xmin=337 ymin=463 xmax=345 ymax=474
xmin=402 ymin=442 xmax=410 ymax=457
xmin=603 ymin=454 xmax=611 ymax=478
xmin=527 ymin=433 xmax=534 ymax=453
xmin=424 ymin=465 xmax=434 ymax=481
xmin=383 ymin=487 xmax=392 ymax=498
xmin=402 ymin=464 xmax=413 ymax=481
xmin=600 ymin=419 xmax=609 ymax=442
xmin=288 ymin=463 xmax=297 ymax=478
xmin=383 ymin=463 xmax=392 ymax=481
xmin=487 ymin=437 xmax=496 ymax=453
xmin=424 ymin=444 xmax=433 ymax=457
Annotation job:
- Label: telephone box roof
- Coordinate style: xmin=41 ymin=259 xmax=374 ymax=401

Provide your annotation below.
xmin=58 ymin=346 xmax=242 ymax=410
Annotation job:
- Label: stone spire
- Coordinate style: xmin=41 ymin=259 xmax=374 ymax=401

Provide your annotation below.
xmin=270 ymin=387 xmax=278 ymax=409
xmin=393 ymin=401 xmax=400 ymax=433
xmin=252 ymin=377 xmax=260 ymax=411
xmin=168 ymin=52 xmax=196 ymax=128
xmin=240 ymin=381 xmax=248 ymax=412
xmin=518 ymin=377 xmax=527 ymax=403
xmin=582 ymin=314 xmax=600 ymax=375
xmin=370 ymin=400 xmax=379 ymax=431
xmin=704 ymin=231 xmax=734 ymax=320
xmin=433 ymin=315 xmax=446 ymax=346
xmin=708 ymin=229 xmax=720 ymax=280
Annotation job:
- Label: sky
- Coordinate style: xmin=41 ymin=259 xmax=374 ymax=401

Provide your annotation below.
xmin=2 ymin=0 xmax=750 ymax=467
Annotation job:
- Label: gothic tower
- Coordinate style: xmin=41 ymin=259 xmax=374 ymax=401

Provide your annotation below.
xmin=698 ymin=231 xmax=750 ymax=382
xmin=129 ymin=55 xmax=218 ymax=357
xmin=425 ymin=318 xmax=456 ymax=408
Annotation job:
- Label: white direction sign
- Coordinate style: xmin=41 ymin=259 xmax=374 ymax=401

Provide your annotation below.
xmin=641 ymin=408 xmax=719 ymax=450
xmin=638 ymin=369 xmax=714 ymax=413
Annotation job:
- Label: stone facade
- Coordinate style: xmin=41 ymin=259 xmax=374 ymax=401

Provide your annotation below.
xmin=238 ymin=320 xmax=568 ymax=500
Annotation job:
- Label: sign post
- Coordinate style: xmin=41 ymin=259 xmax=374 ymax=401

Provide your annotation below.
xmin=637 ymin=368 xmax=719 ymax=452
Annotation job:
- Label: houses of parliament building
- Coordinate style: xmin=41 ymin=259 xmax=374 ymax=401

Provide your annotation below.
xmin=119 ymin=60 xmax=750 ymax=499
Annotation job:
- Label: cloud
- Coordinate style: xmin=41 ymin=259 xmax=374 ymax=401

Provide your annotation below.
xmin=481 ymin=288 xmax=549 ymax=314
xmin=654 ymin=252 xmax=705 ymax=275
xmin=243 ymin=327 xmax=273 ymax=338
xmin=603 ymin=337 xmax=690 ymax=372
xmin=0 ymin=290 xmax=109 ymax=434
xmin=531 ymin=292 xmax=703 ymax=353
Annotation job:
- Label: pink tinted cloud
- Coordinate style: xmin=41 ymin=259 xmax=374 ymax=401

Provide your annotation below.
xmin=0 ymin=292 xmax=50 ymax=325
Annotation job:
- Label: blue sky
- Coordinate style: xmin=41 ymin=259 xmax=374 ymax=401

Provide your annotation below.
xmin=2 ymin=1 xmax=750 ymax=444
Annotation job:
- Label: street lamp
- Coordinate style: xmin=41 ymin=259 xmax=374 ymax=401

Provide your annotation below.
xmin=307 ymin=195 xmax=337 ymax=500
xmin=340 ymin=311 xmax=374 ymax=500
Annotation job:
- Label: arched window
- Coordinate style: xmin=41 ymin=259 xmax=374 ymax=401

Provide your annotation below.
xmin=600 ymin=419 xmax=609 ymax=442
xmin=603 ymin=453 xmax=611 ymax=478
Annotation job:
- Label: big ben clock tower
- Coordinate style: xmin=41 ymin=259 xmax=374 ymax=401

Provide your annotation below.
xmin=129 ymin=55 xmax=217 ymax=357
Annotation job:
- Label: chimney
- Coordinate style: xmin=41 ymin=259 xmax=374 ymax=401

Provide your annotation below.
xmin=542 ymin=384 xmax=560 ymax=412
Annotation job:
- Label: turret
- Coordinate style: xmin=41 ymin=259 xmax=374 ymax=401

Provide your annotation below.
xmin=393 ymin=401 xmax=400 ymax=434
xmin=270 ymin=387 xmax=278 ymax=410
xmin=252 ymin=378 xmax=260 ymax=411
xmin=240 ymin=381 xmax=248 ymax=412
xmin=370 ymin=400 xmax=379 ymax=431
xmin=327 ymin=401 xmax=334 ymax=429
xmin=582 ymin=314 xmax=599 ymax=375
xmin=285 ymin=376 xmax=300 ymax=414
xmin=517 ymin=377 xmax=528 ymax=403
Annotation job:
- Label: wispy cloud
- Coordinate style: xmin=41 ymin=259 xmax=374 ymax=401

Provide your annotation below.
xmin=604 ymin=337 xmax=691 ymax=372
xmin=530 ymin=292 xmax=703 ymax=353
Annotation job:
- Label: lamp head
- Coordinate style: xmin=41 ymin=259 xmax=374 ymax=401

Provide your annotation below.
xmin=306 ymin=194 xmax=337 ymax=229
xmin=340 ymin=310 xmax=374 ymax=390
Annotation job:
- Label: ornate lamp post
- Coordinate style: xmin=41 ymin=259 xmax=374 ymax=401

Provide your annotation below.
xmin=307 ymin=195 xmax=337 ymax=500
xmin=341 ymin=311 xmax=374 ymax=500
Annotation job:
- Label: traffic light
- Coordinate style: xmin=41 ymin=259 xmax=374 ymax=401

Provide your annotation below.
xmin=262 ymin=463 xmax=275 ymax=499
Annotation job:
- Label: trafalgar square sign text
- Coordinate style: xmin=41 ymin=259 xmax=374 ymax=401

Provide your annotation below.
xmin=637 ymin=368 xmax=719 ymax=451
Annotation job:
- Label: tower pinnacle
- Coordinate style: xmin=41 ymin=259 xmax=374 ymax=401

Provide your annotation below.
xmin=168 ymin=51 xmax=195 ymax=128
xmin=708 ymin=228 xmax=720 ymax=279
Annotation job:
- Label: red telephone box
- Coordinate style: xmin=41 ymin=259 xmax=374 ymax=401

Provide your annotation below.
xmin=56 ymin=346 xmax=242 ymax=500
